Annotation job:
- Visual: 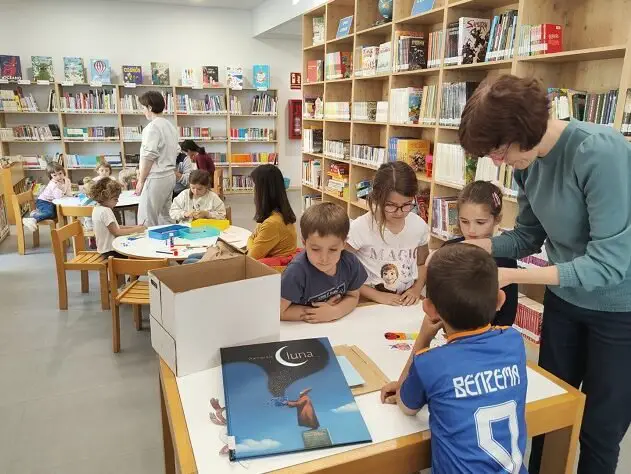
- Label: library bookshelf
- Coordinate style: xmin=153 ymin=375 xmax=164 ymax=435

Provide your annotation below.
xmin=0 ymin=82 xmax=278 ymax=195
xmin=301 ymin=0 xmax=631 ymax=250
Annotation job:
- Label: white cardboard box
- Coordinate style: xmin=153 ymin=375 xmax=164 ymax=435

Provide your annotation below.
xmin=149 ymin=255 xmax=280 ymax=377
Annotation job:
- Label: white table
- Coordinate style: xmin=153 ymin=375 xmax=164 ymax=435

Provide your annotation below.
xmin=112 ymin=223 xmax=252 ymax=261
xmin=164 ymin=304 xmax=583 ymax=474
xmin=53 ymin=189 xmax=141 ymax=208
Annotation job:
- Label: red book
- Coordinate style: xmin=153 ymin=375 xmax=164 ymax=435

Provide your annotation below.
xmin=307 ymin=60 xmax=318 ymax=83
xmin=542 ymin=24 xmax=562 ymax=54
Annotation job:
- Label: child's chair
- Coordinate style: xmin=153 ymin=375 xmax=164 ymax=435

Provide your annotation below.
xmin=108 ymin=257 xmax=168 ymax=353
xmin=225 ymin=206 xmax=232 ymax=224
xmin=57 ymin=205 xmax=95 ymax=254
xmin=51 ymin=220 xmax=109 ymax=310
xmin=212 ymin=169 xmax=224 ymax=200
xmin=12 ymin=190 xmax=57 ymax=255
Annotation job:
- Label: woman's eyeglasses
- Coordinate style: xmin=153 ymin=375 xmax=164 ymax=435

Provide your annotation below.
xmin=384 ymin=202 xmax=415 ymax=213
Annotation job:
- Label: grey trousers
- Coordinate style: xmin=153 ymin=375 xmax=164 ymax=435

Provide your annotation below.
xmin=138 ymin=173 xmax=176 ymax=227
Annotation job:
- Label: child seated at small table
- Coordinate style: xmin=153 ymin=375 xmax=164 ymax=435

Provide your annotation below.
xmin=381 ymin=244 xmax=528 ymax=474
xmin=280 ymin=202 xmax=367 ymax=323
xmin=169 ymin=169 xmax=225 ymax=223
xmin=88 ymin=177 xmax=146 ymax=259
xmin=22 ymin=163 xmax=72 ymax=231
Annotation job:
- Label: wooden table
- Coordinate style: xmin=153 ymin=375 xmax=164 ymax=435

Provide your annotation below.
xmin=159 ymin=353 xmax=584 ymax=474
xmin=54 ymin=190 xmax=141 ymax=225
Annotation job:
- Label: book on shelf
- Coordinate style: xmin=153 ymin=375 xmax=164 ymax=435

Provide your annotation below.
xmin=0 ymin=87 xmax=40 ymax=112
xmin=622 ymin=89 xmax=631 ymax=136
xmin=356 ymin=46 xmax=378 ymax=76
xmin=326 ymin=162 xmax=349 ymax=198
xmin=336 ymin=15 xmax=353 ymax=38
xmin=31 ymin=56 xmax=54 ymax=82
xmin=312 ymin=16 xmax=325 ymax=45
xmin=124 ymin=153 xmax=140 ymax=165
xmin=306 ymin=60 xmax=324 ymax=82
xmin=431 ymin=196 xmax=461 ymax=239
xmin=351 ymin=143 xmax=387 ymax=168
xmin=303 ymin=128 xmax=323 ymax=153
xmin=486 ymin=10 xmax=518 ymax=61
xmin=548 ymin=88 xmax=619 ymax=126
xmin=63 ymin=57 xmax=85 ymax=83
xmin=324 ymin=102 xmax=350 ymax=120
xmin=121 ymin=90 xmax=173 ymax=114
xmin=303 ymin=193 xmax=322 ymax=209
xmin=352 ymin=101 xmax=377 ymax=122
xmin=229 ymin=127 xmax=275 ymax=141
xmin=514 ymin=295 xmax=544 ymax=344
xmin=302 ymin=159 xmax=322 ymax=188
xmin=231 ymin=174 xmax=254 ymax=190
xmin=393 ymin=31 xmax=426 ymax=72
xmin=230 ymin=152 xmax=277 ymax=164
xmin=250 ymin=93 xmax=277 ymax=115
xmin=181 ymin=67 xmax=198 ymax=87
xmin=122 ymin=65 xmax=143 ymax=84
xmin=414 ymin=188 xmax=430 ymax=223
xmin=229 ymin=95 xmax=242 ymax=114
xmin=518 ymin=24 xmax=562 ymax=57
xmin=427 ymin=30 xmax=444 ymax=68
xmin=393 ymin=138 xmax=431 ymax=172
xmin=65 ymin=154 xmax=122 ymax=169
xmin=176 ymin=93 xmax=227 ymax=114
xmin=411 ymin=0 xmax=435 ymax=16
xmin=474 ymin=156 xmax=518 ymax=197
xmin=458 ymin=17 xmax=491 ymax=65
xmin=356 ymin=179 xmax=373 ymax=199
xmin=439 ymin=81 xmax=479 ymax=126
xmin=151 ymin=62 xmax=170 ymax=85
xmin=434 ymin=142 xmax=466 ymax=187
xmin=0 ymin=55 xmax=22 ymax=80
xmin=444 ymin=22 xmax=460 ymax=65
xmin=89 ymin=59 xmax=111 ymax=84
xmin=178 ymin=127 xmax=212 ymax=139
xmin=323 ymin=139 xmax=350 ymax=160
xmin=325 ymin=52 xmax=352 ymax=80
xmin=227 ymin=66 xmax=243 ymax=90
xmin=0 ymin=124 xmax=60 ymax=141
xmin=304 ymin=96 xmax=324 ymax=119
xmin=202 ymin=66 xmax=219 ymax=86
xmin=121 ymin=126 xmax=144 ymax=141
xmin=376 ymin=42 xmax=391 ymax=74
xmin=390 ymin=87 xmax=422 ymax=124
xmin=253 ymin=65 xmax=270 ymax=90
xmin=63 ymin=126 xmax=119 ymax=140
xmin=60 ymin=88 xmax=117 ymax=113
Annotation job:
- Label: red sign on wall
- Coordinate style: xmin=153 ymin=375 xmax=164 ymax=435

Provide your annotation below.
xmin=290 ymin=72 xmax=302 ymax=90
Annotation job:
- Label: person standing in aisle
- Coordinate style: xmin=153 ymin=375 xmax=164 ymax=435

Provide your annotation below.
xmin=458 ymin=74 xmax=631 ymax=474
xmin=136 ymin=91 xmax=179 ymax=226
xmin=180 ymin=140 xmax=216 ymax=186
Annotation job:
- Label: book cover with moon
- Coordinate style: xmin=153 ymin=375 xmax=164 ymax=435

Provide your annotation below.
xmin=220 ymin=337 xmax=371 ymax=461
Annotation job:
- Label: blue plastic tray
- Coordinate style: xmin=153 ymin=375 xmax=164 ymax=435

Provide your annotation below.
xmin=178 ymin=226 xmax=220 ymax=240
xmin=148 ymin=224 xmax=188 ymax=240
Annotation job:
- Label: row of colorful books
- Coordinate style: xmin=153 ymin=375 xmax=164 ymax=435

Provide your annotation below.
xmin=177 ymin=127 xmax=214 ymax=140
xmin=356 ymin=43 xmax=391 ymax=76
xmin=6 ymin=153 xmax=62 ymax=169
xmin=325 ymin=162 xmax=349 ymax=199
xmin=0 ymin=88 xmax=39 ymax=112
xmin=431 ymin=196 xmax=460 ymax=239
xmin=65 ymin=154 xmax=122 ymax=169
xmin=0 ymin=124 xmax=60 ymax=141
xmin=323 ymin=139 xmax=350 ymax=160
xmin=231 ymin=175 xmax=254 ymax=190
xmin=121 ymin=126 xmax=144 ymax=141
xmin=120 ymin=92 xmax=174 ymax=114
xmin=59 ymin=89 xmax=117 ymax=113
xmin=548 ymin=88 xmax=619 ymax=127
xmin=324 ymin=52 xmax=352 ymax=81
xmin=486 ymin=10 xmax=519 ymax=61
xmin=473 ymin=157 xmax=519 ymax=197
xmin=518 ymin=24 xmax=563 ymax=57
xmin=229 ymin=128 xmax=275 ymax=141
xmin=303 ymin=128 xmax=323 ymax=153
xmin=351 ymin=144 xmax=387 ymax=168
xmin=176 ymin=94 xmax=227 ymax=114
xmin=390 ymin=86 xmax=438 ymax=125
xmin=393 ymin=31 xmax=426 ymax=72
xmin=209 ymin=153 xmax=228 ymax=164
xmin=439 ymin=81 xmax=479 ymax=126
xmin=64 ymin=126 xmax=119 ymax=140
xmin=324 ymin=102 xmax=351 ymax=120
xmin=302 ymin=159 xmax=322 ymax=188
xmin=352 ymin=101 xmax=388 ymax=122
xmin=434 ymin=143 xmax=467 ymax=187
xmin=355 ymin=179 xmax=372 ymax=201
xmin=230 ymin=152 xmax=277 ymax=164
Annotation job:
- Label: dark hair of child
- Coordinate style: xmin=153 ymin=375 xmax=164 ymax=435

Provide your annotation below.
xmin=367 ymin=161 xmax=418 ymax=237
xmin=300 ymin=202 xmax=349 ymax=241
xmin=180 ymin=140 xmax=206 ymax=155
xmin=96 ymin=162 xmax=112 ymax=172
xmin=189 ymin=169 xmax=211 ymax=187
xmin=47 ymin=163 xmax=65 ymax=179
xmin=426 ymin=244 xmax=499 ymax=331
xmin=88 ymin=177 xmax=123 ymax=204
xmin=139 ymin=91 xmax=166 ymax=114
xmin=251 ymin=164 xmax=296 ymax=225
xmin=457 ymin=181 xmax=503 ymax=219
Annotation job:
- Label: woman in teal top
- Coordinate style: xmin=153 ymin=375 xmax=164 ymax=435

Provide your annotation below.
xmin=458 ymin=75 xmax=631 ymax=474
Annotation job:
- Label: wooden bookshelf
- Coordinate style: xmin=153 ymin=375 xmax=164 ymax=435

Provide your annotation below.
xmin=0 ymin=84 xmax=279 ymax=194
xmin=301 ymin=0 xmax=631 ymax=245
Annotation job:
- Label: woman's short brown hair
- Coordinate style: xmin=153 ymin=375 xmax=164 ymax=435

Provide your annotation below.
xmin=459 ymin=75 xmax=550 ymax=158
xmin=139 ymin=91 xmax=166 ymax=114
xmin=88 ymin=177 xmax=122 ymax=204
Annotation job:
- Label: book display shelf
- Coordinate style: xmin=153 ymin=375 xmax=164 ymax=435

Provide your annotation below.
xmin=301 ymin=0 xmax=631 ymax=249
xmin=0 ymin=82 xmax=278 ymax=195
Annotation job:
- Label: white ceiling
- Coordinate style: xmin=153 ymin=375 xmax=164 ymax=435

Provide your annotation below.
xmin=258 ymin=16 xmax=301 ymax=39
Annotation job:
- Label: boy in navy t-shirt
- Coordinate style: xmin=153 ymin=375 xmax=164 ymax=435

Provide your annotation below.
xmin=381 ymin=244 xmax=528 ymax=474
xmin=281 ymin=202 xmax=367 ymax=323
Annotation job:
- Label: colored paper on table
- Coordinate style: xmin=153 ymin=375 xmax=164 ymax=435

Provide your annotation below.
xmin=336 ymin=355 xmax=365 ymax=387
xmin=384 ymin=332 xmax=418 ymax=340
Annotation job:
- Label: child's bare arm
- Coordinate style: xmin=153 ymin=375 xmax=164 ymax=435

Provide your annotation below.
xmin=280 ymin=298 xmax=307 ymax=321
xmin=107 ymin=223 xmax=146 ymax=237
xmin=301 ymin=289 xmax=360 ymax=323
xmin=360 ymin=285 xmax=402 ymax=306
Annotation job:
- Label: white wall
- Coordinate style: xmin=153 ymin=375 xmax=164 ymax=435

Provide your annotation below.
xmin=0 ymin=0 xmax=303 ymax=184
xmin=253 ymin=0 xmax=326 ymax=37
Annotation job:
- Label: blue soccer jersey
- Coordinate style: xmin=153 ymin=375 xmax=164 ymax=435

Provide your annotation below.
xmin=399 ymin=325 xmax=528 ymax=474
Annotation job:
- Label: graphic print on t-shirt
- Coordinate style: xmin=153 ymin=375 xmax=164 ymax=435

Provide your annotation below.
xmin=307 ymin=283 xmax=346 ymax=305
xmin=368 ymin=247 xmax=417 ymax=294
xmin=374 ymin=263 xmax=400 ymax=294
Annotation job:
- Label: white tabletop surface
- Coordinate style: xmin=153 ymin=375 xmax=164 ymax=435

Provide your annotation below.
xmin=176 ymin=304 xmax=568 ymax=474
xmin=112 ymin=223 xmax=251 ymax=260
xmin=53 ymin=190 xmax=140 ymax=208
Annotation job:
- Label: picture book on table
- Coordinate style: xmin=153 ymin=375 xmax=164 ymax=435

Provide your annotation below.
xmin=63 ymin=57 xmax=86 ymax=83
xmin=31 ymin=56 xmax=54 ymax=81
xmin=90 ymin=59 xmax=111 ymax=84
xmin=0 ymin=55 xmax=22 ymax=80
xmin=122 ymin=65 xmax=143 ymax=84
xmin=221 ymin=337 xmax=371 ymax=461
xmin=226 ymin=66 xmax=243 ymax=90
xmin=253 ymin=65 xmax=270 ymax=90
xmin=202 ymin=66 xmax=219 ymax=86
xmin=458 ymin=17 xmax=491 ymax=64
xmin=151 ymin=62 xmax=170 ymax=85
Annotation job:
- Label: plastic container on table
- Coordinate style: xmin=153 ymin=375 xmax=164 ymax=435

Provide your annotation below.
xmin=191 ymin=218 xmax=230 ymax=231
xmin=148 ymin=224 xmax=188 ymax=240
xmin=177 ymin=226 xmax=221 ymax=240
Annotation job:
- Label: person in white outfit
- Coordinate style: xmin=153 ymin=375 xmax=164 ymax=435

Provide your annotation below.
xmin=136 ymin=91 xmax=179 ymax=226
xmin=169 ymin=169 xmax=226 ymax=222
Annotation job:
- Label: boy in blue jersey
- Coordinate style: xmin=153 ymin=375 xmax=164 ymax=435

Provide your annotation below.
xmin=381 ymin=244 xmax=528 ymax=474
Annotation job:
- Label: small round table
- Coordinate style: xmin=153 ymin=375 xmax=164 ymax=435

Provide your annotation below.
xmin=111 ymin=224 xmax=252 ymax=261
xmin=54 ymin=190 xmax=141 ymax=225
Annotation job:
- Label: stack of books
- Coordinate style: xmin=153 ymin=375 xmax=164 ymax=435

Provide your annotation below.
xmin=304 ymin=96 xmax=324 ymax=119
xmin=324 ymin=51 xmax=352 ymax=80
xmin=121 ymin=126 xmax=144 ymax=141
xmin=63 ymin=126 xmax=119 ymax=140
xmin=351 ymin=143 xmax=387 ymax=168
xmin=390 ymin=87 xmax=422 ymax=125
xmin=60 ymin=89 xmax=117 ymax=112
xmin=178 ymin=127 xmax=212 ymax=140
xmin=229 ymin=128 xmax=275 ymax=141
xmin=393 ymin=31 xmax=426 ymax=72
xmin=302 ymin=159 xmax=322 ymax=188
xmin=548 ymin=88 xmax=618 ymax=126
xmin=0 ymin=125 xmax=60 ymax=141
xmin=176 ymin=94 xmax=226 ymax=114
xmin=485 ymin=10 xmax=519 ymax=61
xmin=431 ymin=196 xmax=461 ymax=239
xmin=434 ymin=143 xmax=466 ymax=187
xmin=325 ymin=162 xmax=349 ymax=198
xmin=439 ymin=82 xmax=479 ymax=126
xmin=427 ymin=30 xmax=444 ymax=68
xmin=303 ymin=128 xmax=323 ymax=153
xmin=324 ymin=102 xmax=351 ymax=120
xmin=323 ymin=139 xmax=350 ymax=160
xmin=518 ymin=24 xmax=563 ymax=57
xmin=355 ymin=179 xmax=372 ymax=206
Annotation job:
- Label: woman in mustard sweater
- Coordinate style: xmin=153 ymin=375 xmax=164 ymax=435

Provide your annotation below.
xmin=247 ymin=164 xmax=297 ymax=260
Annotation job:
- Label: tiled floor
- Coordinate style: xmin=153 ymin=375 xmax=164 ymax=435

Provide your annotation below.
xmin=0 ymin=189 xmax=629 ymax=473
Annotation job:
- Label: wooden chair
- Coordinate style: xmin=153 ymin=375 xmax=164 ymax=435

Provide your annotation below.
xmin=108 ymin=257 xmax=168 ymax=353
xmin=51 ymin=221 xmax=109 ymax=310
xmin=224 ymin=206 xmax=232 ymax=224
xmin=57 ymin=205 xmax=95 ymax=254
xmin=213 ymin=168 xmax=224 ymax=200
xmin=12 ymin=190 xmax=57 ymax=255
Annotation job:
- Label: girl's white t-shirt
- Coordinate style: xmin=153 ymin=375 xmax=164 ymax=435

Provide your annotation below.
xmin=347 ymin=212 xmax=429 ymax=294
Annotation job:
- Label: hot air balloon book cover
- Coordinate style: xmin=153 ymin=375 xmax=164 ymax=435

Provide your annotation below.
xmin=220 ymin=337 xmax=372 ymax=461
xmin=90 ymin=59 xmax=111 ymax=84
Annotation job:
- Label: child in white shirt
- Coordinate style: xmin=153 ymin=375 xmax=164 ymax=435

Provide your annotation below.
xmin=347 ymin=161 xmax=430 ymax=306
xmin=88 ymin=177 xmax=146 ymax=258
xmin=169 ymin=169 xmax=225 ymax=223
xmin=22 ymin=163 xmax=72 ymax=231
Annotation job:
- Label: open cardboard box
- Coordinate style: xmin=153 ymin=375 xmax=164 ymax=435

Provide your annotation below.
xmin=149 ymin=255 xmax=280 ymax=377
